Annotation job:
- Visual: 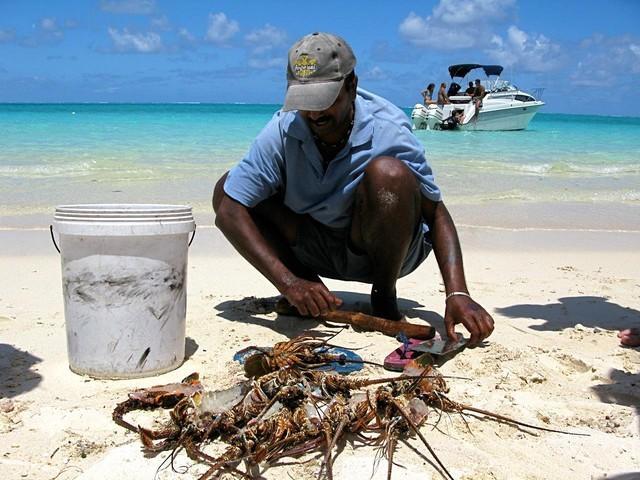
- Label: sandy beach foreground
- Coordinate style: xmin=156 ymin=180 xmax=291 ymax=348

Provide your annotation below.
xmin=1 ymin=219 xmax=639 ymax=480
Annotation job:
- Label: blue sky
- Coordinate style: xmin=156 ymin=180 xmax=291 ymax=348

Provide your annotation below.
xmin=1 ymin=0 xmax=639 ymax=115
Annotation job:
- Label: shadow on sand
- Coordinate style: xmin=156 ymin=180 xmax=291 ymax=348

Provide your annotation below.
xmin=591 ymin=367 xmax=640 ymax=437
xmin=214 ymin=291 xmax=444 ymax=339
xmin=495 ymin=295 xmax=640 ymax=332
xmin=184 ymin=336 xmax=199 ymax=360
xmin=596 ymin=474 xmax=640 ymax=480
xmin=498 ymin=295 xmax=640 ymax=437
xmin=0 ymin=343 xmax=43 ymax=398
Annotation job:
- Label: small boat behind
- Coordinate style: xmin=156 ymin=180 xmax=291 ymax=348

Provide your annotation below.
xmin=411 ymin=64 xmax=544 ymax=131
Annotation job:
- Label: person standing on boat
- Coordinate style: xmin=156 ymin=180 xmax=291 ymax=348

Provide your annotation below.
xmin=472 ymin=78 xmax=486 ymax=109
xmin=212 ymin=32 xmax=494 ymax=346
xmin=421 ymin=83 xmax=436 ymax=105
xmin=437 ymin=82 xmax=450 ymax=105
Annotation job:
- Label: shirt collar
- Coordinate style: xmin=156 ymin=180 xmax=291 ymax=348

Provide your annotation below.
xmin=283 ymin=90 xmax=374 ymax=148
xmin=349 ymin=93 xmax=373 ymax=147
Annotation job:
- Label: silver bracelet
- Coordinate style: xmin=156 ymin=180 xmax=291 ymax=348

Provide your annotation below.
xmin=445 ymin=291 xmax=471 ymax=302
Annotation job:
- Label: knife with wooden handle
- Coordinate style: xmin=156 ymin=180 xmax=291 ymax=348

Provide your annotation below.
xmin=275 ymin=298 xmax=435 ymax=340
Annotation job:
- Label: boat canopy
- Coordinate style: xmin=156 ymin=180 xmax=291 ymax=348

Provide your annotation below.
xmin=448 ymin=64 xmax=504 ymax=78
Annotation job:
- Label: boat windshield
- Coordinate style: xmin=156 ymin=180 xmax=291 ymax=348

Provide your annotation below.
xmin=491 ymin=80 xmax=518 ymax=92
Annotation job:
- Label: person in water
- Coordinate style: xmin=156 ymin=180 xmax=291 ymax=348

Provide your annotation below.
xmin=440 ymin=110 xmax=464 ymax=130
xmin=212 ymin=32 xmax=494 ymax=346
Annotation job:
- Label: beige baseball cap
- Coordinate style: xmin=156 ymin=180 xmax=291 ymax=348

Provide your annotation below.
xmin=283 ymin=32 xmax=356 ymax=112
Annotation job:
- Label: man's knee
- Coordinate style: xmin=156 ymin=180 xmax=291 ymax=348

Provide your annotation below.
xmin=354 ymin=156 xmax=421 ymax=227
xmin=212 ymin=172 xmax=229 ymax=214
xmin=360 ymin=157 xmax=419 ymax=210
xmin=362 ymin=156 xmax=417 ymax=189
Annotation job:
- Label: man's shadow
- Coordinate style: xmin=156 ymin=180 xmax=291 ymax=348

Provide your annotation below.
xmin=495 ymin=296 xmax=640 ymax=332
xmin=0 ymin=343 xmax=42 ymax=398
xmin=214 ymin=291 xmax=444 ymax=338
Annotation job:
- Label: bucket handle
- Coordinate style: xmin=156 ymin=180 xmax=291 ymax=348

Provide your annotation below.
xmin=49 ymin=225 xmax=61 ymax=254
xmin=189 ymin=224 xmax=197 ymax=247
xmin=49 ymin=223 xmax=196 ymax=253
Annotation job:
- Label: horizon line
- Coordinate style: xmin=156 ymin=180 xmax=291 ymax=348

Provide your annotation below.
xmin=0 ymin=102 xmax=636 ymax=118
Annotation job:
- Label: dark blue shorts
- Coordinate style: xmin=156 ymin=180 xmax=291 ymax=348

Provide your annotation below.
xmin=290 ymin=217 xmax=432 ymax=283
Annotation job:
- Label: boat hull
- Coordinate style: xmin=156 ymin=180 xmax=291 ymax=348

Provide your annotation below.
xmin=460 ymin=102 xmax=543 ymax=131
xmin=411 ymin=100 xmax=544 ymax=131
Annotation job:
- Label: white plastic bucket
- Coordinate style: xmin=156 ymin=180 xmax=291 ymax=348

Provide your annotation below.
xmin=52 ymin=204 xmax=196 ymax=379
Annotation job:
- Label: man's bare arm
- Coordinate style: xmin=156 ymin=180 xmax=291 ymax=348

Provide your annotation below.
xmin=421 ymin=198 xmax=494 ymax=345
xmin=212 ymin=177 xmax=340 ymax=317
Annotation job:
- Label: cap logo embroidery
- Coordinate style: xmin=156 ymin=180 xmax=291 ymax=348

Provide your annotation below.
xmin=293 ymin=54 xmax=318 ymax=78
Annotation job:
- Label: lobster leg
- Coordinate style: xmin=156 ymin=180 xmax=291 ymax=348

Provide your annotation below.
xmin=392 ymin=399 xmax=454 ymax=480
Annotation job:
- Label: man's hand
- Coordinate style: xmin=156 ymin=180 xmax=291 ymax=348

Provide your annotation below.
xmin=282 ymin=278 xmax=342 ymax=317
xmin=444 ymin=295 xmax=494 ymax=346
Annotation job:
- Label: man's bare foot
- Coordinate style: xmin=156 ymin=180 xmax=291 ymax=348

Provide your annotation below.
xmin=371 ymin=287 xmax=402 ymax=321
xmin=618 ymin=328 xmax=640 ymax=347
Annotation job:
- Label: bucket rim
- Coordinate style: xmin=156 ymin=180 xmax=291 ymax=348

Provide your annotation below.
xmin=55 ymin=203 xmax=193 ymax=213
xmin=53 ymin=204 xmax=195 ymax=235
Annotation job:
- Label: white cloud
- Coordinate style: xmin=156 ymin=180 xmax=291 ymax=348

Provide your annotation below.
xmin=362 ymin=66 xmax=389 ymax=81
xmin=245 ymin=24 xmax=287 ymax=54
xmin=100 ymin=0 xmax=155 ymax=15
xmin=151 ymin=15 xmax=170 ymax=31
xmin=399 ymin=1 xmax=564 ymax=73
xmin=205 ymin=13 xmax=239 ymax=45
xmin=245 ymin=24 xmax=287 ymax=68
xmin=37 ymin=18 xmax=64 ymax=41
xmin=399 ymin=12 xmax=476 ymax=49
xmin=571 ymin=34 xmax=640 ymax=87
xmin=486 ymin=26 xmax=563 ymax=72
xmin=433 ymin=0 xmax=514 ymax=25
xmin=41 ymin=18 xmax=57 ymax=31
xmin=178 ymin=28 xmax=196 ymax=44
xmin=17 ymin=17 xmax=68 ymax=46
xmin=108 ymin=27 xmax=162 ymax=53
xmin=399 ymin=0 xmax=516 ymax=50
xmin=0 ymin=29 xmax=15 ymax=43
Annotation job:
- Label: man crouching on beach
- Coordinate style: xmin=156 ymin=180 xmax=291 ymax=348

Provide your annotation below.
xmin=212 ymin=32 xmax=494 ymax=346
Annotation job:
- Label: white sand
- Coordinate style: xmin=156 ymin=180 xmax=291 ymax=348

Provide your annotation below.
xmin=1 ymin=224 xmax=639 ymax=480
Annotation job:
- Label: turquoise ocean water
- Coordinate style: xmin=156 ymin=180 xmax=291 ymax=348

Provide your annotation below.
xmin=1 ymin=103 xmax=639 ymax=227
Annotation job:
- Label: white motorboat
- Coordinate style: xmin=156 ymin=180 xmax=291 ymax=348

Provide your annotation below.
xmin=411 ymin=64 xmax=544 ymax=131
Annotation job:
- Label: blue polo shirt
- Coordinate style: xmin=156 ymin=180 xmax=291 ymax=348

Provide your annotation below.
xmin=224 ymin=88 xmax=441 ymax=229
